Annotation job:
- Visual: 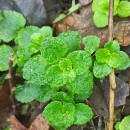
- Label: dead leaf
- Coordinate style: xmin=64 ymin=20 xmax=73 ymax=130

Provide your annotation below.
xmin=53 ymin=4 xmax=130 ymax=46
xmin=8 ymin=114 xmax=50 ymax=130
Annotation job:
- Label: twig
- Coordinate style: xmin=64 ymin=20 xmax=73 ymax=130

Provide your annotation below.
xmin=108 ymin=0 xmax=116 ymax=130
xmin=6 ymin=56 xmax=16 ymax=114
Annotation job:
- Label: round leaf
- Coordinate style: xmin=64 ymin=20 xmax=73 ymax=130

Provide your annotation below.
xmin=0 ymin=11 xmax=26 ymax=42
xmin=83 ymin=35 xmax=100 ymax=54
xmin=67 ymin=50 xmax=92 ymax=75
xmin=43 ymin=101 xmax=75 ymax=130
xmin=93 ymin=60 xmax=112 ymax=78
xmin=119 ymin=116 xmax=130 ymax=130
xmin=96 ymin=48 xmax=111 ymax=63
xmin=74 ymin=103 xmax=94 ymax=125
xmin=0 ymin=45 xmax=13 ymax=71
xmin=40 ymin=37 xmax=68 ymax=64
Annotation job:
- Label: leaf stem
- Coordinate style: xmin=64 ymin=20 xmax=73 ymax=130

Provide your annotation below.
xmin=108 ymin=0 xmax=116 ymax=130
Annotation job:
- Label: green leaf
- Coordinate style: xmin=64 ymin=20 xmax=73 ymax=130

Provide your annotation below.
xmin=0 ymin=11 xmax=26 ymax=42
xmin=66 ymin=72 xmax=93 ymax=98
xmin=93 ymin=60 xmax=112 ymax=78
xmin=117 ymin=1 xmax=130 ymax=17
xmin=82 ymin=35 xmax=100 ymax=54
xmin=40 ymin=37 xmax=68 ymax=64
xmin=74 ymin=103 xmax=94 ymax=125
xmin=58 ymin=31 xmax=81 ymax=53
xmin=23 ymin=55 xmax=46 ymax=86
xmin=104 ymin=40 xmax=120 ymax=53
xmin=92 ymin=0 xmax=100 ymax=12
xmin=37 ymin=85 xmax=55 ymax=102
xmin=119 ymin=116 xmax=130 ymax=130
xmin=43 ymin=101 xmax=75 ymax=130
xmin=67 ymin=50 xmax=92 ymax=75
xmin=44 ymin=65 xmax=67 ymax=89
xmin=15 ymin=26 xmax=39 ymax=56
xmin=0 ymin=45 xmax=13 ymax=71
xmin=106 ymin=53 xmax=122 ymax=68
xmin=96 ymin=48 xmax=111 ymax=63
xmin=59 ymin=58 xmax=72 ymax=72
xmin=15 ymin=82 xmax=41 ymax=103
xmin=93 ymin=11 xmax=108 ymax=28
xmin=115 ymin=122 xmax=121 ymax=130
xmin=116 ymin=51 xmax=130 ymax=70
xmin=38 ymin=26 xmax=52 ymax=37
xmin=52 ymin=92 xmax=74 ymax=103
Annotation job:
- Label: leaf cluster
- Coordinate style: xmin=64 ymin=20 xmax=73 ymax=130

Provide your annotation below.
xmin=92 ymin=0 xmax=130 ymax=27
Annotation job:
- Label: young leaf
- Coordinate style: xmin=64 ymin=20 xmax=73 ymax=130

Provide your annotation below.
xmin=104 ymin=40 xmax=120 ymax=53
xmin=23 ymin=55 xmax=46 ymax=85
xmin=38 ymin=26 xmax=52 ymax=37
xmin=93 ymin=11 xmax=108 ymax=28
xmin=117 ymin=1 xmax=130 ymax=17
xmin=37 ymin=85 xmax=55 ymax=102
xmin=96 ymin=48 xmax=111 ymax=63
xmin=44 ymin=65 xmax=67 ymax=89
xmin=82 ymin=35 xmax=100 ymax=54
xmin=106 ymin=53 xmax=122 ymax=68
xmin=116 ymin=51 xmax=130 ymax=70
xmin=93 ymin=60 xmax=112 ymax=78
xmin=67 ymin=50 xmax=92 ymax=75
xmin=43 ymin=101 xmax=75 ymax=130
xmin=92 ymin=0 xmax=100 ymax=12
xmin=0 ymin=45 xmax=13 ymax=71
xmin=66 ymin=72 xmax=93 ymax=98
xmin=58 ymin=31 xmax=81 ymax=53
xmin=15 ymin=82 xmax=41 ymax=103
xmin=52 ymin=92 xmax=74 ymax=103
xmin=119 ymin=116 xmax=130 ymax=130
xmin=59 ymin=58 xmax=73 ymax=72
xmin=15 ymin=26 xmax=39 ymax=58
xmin=74 ymin=103 xmax=94 ymax=125
xmin=0 ymin=11 xmax=26 ymax=42
xmin=40 ymin=37 xmax=68 ymax=64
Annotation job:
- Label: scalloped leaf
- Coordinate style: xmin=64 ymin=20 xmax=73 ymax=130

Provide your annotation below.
xmin=96 ymin=48 xmax=111 ymax=63
xmin=0 ymin=11 xmax=26 ymax=42
xmin=74 ymin=103 xmax=94 ymax=125
xmin=15 ymin=26 xmax=39 ymax=56
xmin=58 ymin=31 xmax=81 ymax=53
xmin=104 ymin=40 xmax=120 ymax=53
xmin=66 ymin=72 xmax=93 ymax=98
xmin=0 ymin=45 xmax=13 ymax=71
xmin=43 ymin=101 xmax=75 ymax=130
xmin=93 ymin=60 xmax=112 ymax=78
xmin=23 ymin=55 xmax=46 ymax=85
xmin=119 ymin=116 xmax=130 ymax=130
xmin=83 ymin=35 xmax=100 ymax=54
xmin=93 ymin=11 xmax=108 ymax=28
xmin=106 ymin=53 xmax=122 ymax=68
xmin=117 ymin=1 xmax=130 ymax=18
xmin=40 ymin=37 xmax=68 ymax=64
xmin=44 ymin=65 xmax=67 ymax=89
xmin=52 ymin=92 xmax=74 ymax=103
xmin=116 ymin=51 xmax=130 ymax=70
xmin=67 ymin=50 xmax=92 ymax=75
xmin=15 ymin=82 xmax=41 ymax=103
xmin=37 ymin=85 xmax=55 ymax=102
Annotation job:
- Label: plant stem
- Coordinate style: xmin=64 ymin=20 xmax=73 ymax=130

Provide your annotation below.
xmin=108 ymin=0 xmax=116 ymax=130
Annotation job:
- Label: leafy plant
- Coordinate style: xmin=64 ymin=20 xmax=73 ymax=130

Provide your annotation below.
xmin=0 ymin=10 xmax=130 ymax=130
xmin=115 ymin=116 xmax=130 ymax=130
xmin=92 ymin=0 xmax=130 ymax=27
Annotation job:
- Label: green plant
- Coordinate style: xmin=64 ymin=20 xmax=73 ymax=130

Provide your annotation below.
xmin=92 ymin=0 xmax=130 ymax=27
xmin=0 ymin=10 xmax=130 ymax=130
xmin=115 ymin=116 xmax=130 ymax=130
